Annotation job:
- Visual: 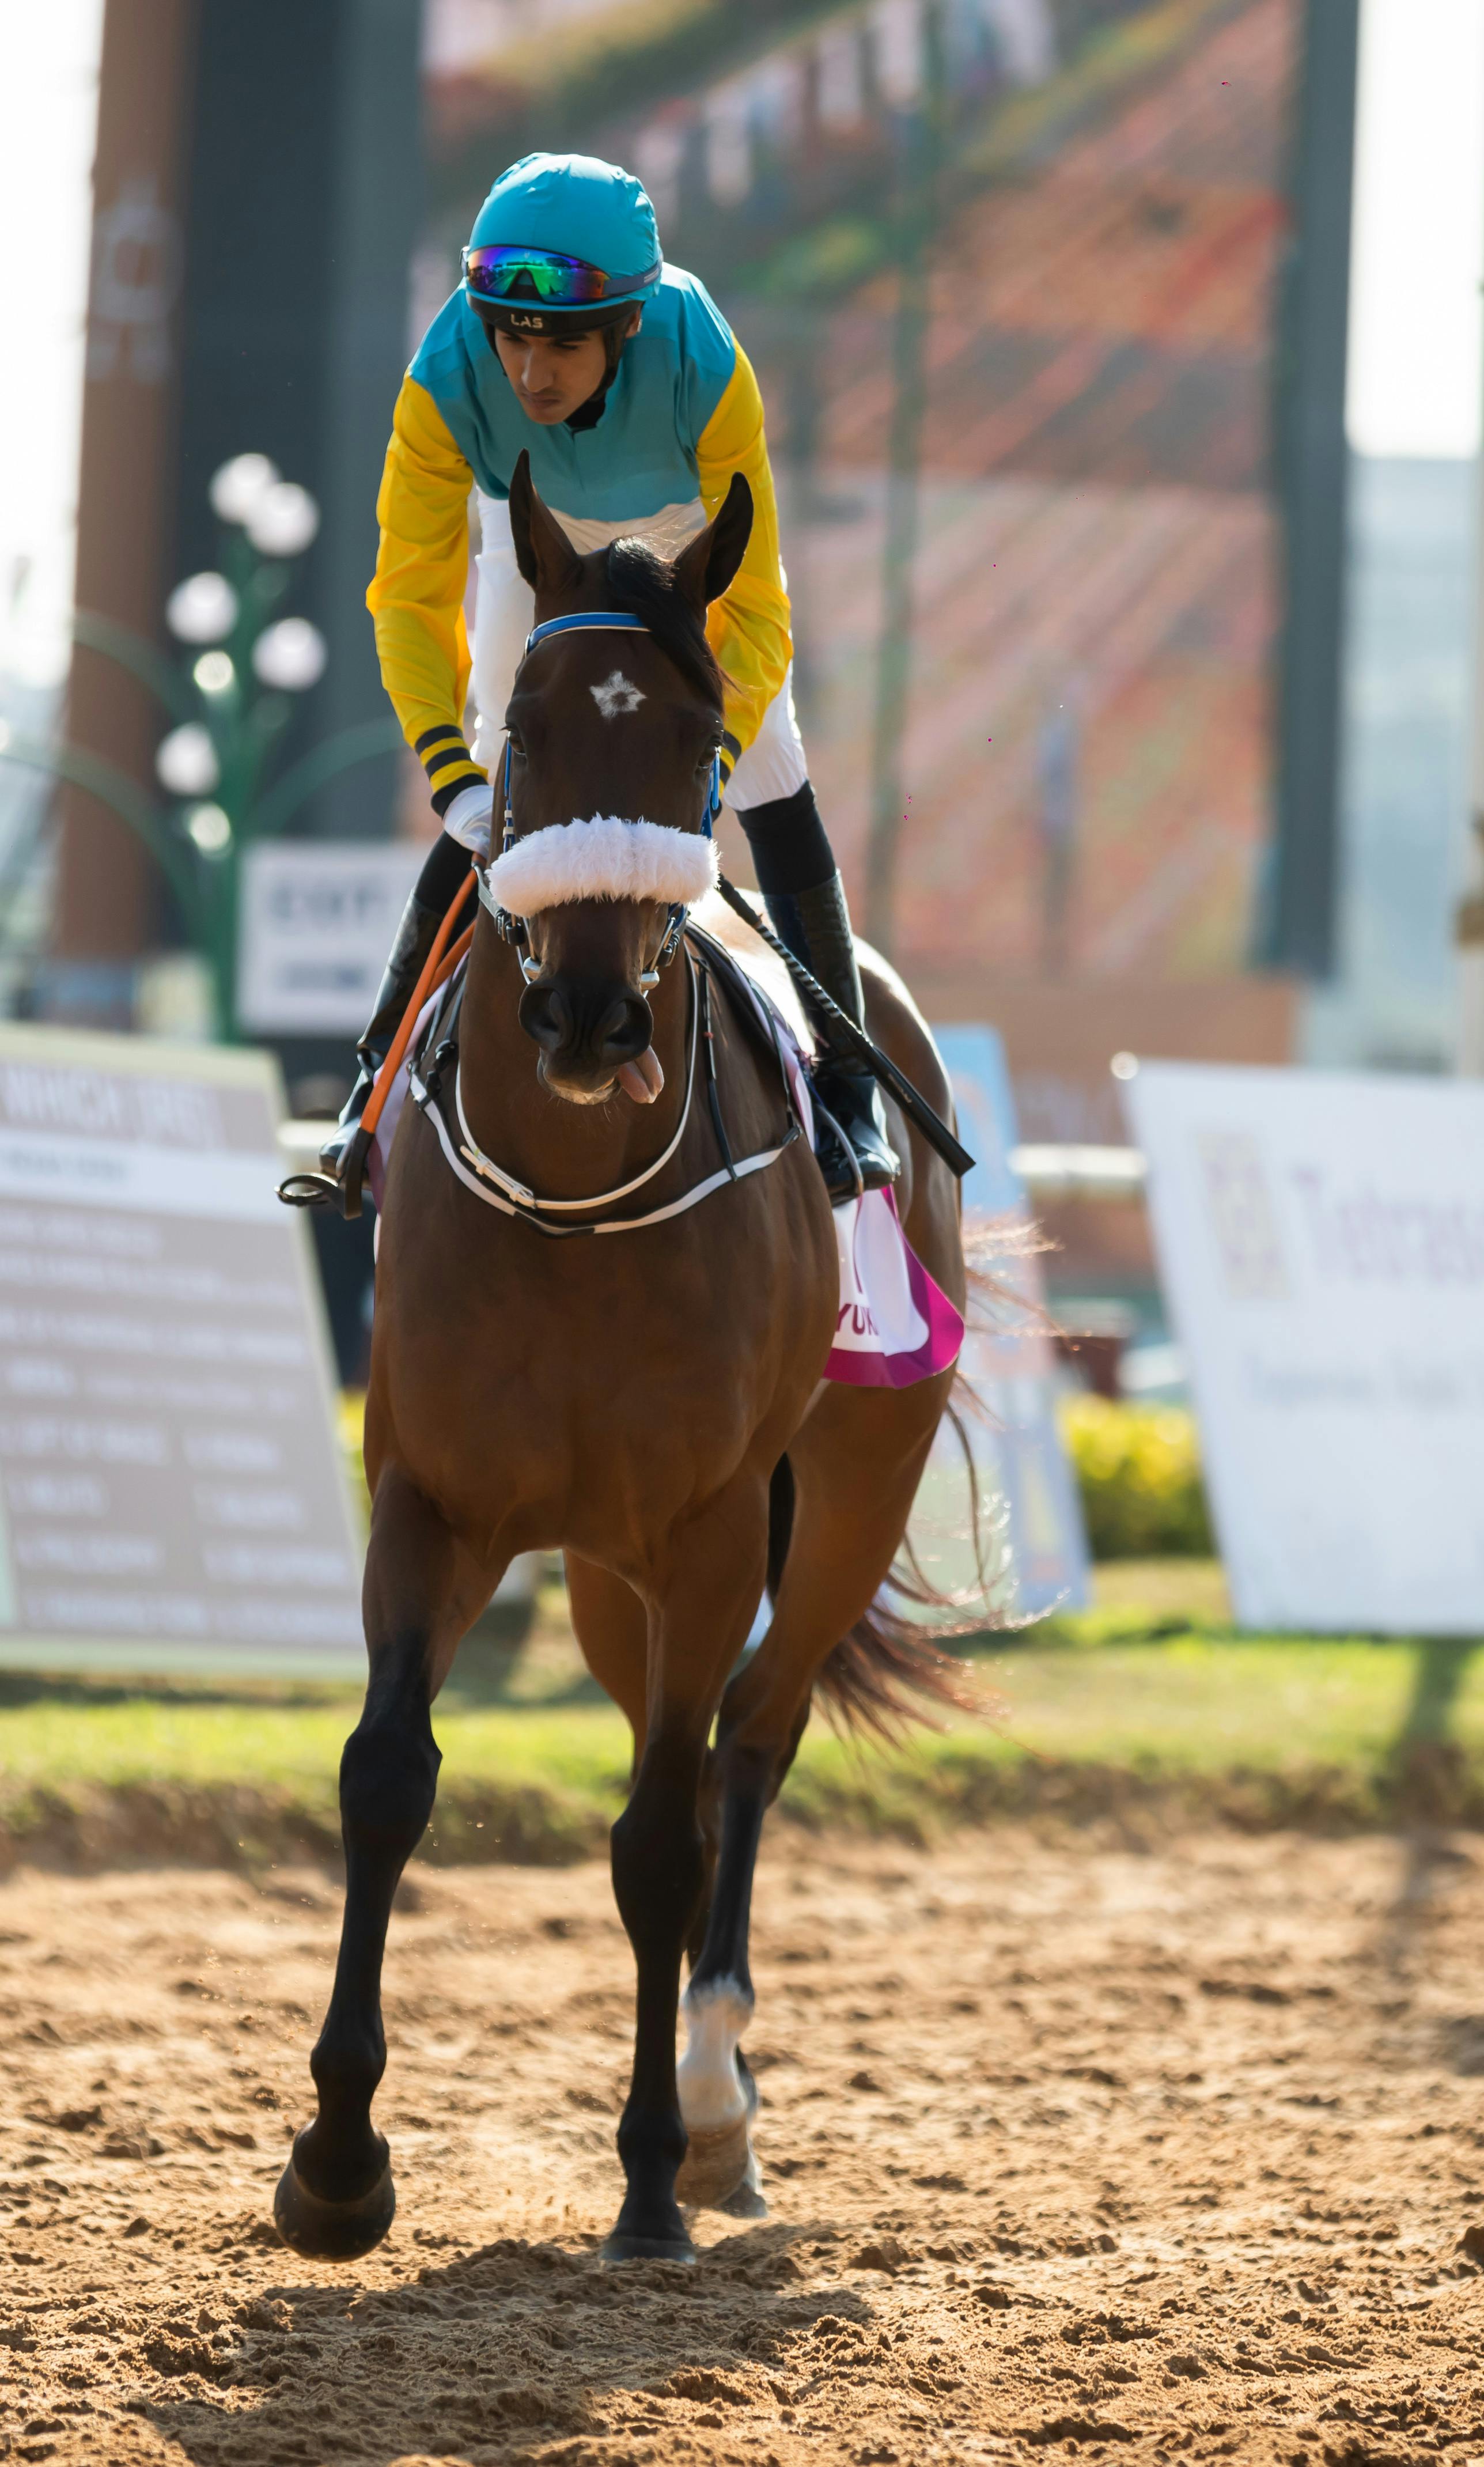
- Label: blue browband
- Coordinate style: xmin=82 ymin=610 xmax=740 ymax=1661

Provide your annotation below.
xmin=527 ymin=611 xmax=648 ymax=646
xmin=501 ymin=609 xmax=723 ymax=848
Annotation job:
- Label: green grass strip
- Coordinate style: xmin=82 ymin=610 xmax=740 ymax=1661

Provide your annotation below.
xmin=2 ymin=1635 xmax=1482 ymax=1870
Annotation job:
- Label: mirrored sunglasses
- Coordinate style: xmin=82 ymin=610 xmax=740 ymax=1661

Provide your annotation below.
xmin=461 ymin=244 xmax=660 ymax=307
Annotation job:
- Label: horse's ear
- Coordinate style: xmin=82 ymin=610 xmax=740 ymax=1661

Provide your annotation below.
xmin=673 ymin=474 xmax=754 ymax=617
xmin=508 ymin=449 xmax=582 ymax=597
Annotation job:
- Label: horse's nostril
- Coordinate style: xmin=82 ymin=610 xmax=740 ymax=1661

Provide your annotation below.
xmin=595 ymin=994 xmax=654 ymax=1066
xmin=518 ymin=983 xmax=570 ymax=1053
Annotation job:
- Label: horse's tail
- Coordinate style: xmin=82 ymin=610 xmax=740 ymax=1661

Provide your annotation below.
xmin=767 ymin=1365 xmax=994 ymax=1751
xmin=815 ymin=1588 xmax=980 ymax=1743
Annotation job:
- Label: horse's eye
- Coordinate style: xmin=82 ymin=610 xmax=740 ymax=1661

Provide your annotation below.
xmin=507 ymin=733 xmax=527 ymax=760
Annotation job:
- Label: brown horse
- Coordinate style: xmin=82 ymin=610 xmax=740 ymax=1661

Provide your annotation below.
xmin=275 ymin=452 xmax=968 ymax=2265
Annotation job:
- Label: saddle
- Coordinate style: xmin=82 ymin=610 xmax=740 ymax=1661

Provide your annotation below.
xmin=683 ymin=917 xmax=801 ymax=1072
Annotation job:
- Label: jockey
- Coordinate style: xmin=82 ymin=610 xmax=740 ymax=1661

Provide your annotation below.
xmin=320 ymin=150 xmax=898 ymax=1207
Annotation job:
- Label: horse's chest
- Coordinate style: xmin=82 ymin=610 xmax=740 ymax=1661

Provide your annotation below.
xmin=391 ymin=1274 xmax=755 ymax=1482
xmin=378 ymin=1148 xmax=832 ymax=1546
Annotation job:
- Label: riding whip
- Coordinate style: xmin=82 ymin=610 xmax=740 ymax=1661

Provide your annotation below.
xmin=714 ymin=876 xmax=975 ymax=1181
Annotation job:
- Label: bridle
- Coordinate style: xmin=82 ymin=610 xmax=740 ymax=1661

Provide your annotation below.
xmin=476 ymin=608 xmax=723 ymax=985
xmin=405 ymin=602 xmax=799 ymax=1236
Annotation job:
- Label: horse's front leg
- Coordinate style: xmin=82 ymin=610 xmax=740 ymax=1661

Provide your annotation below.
xmin=275 ymin=1468 xmax=490 ymax=2260
xmin=603 ymin=1477 xmax=768 ymax=2263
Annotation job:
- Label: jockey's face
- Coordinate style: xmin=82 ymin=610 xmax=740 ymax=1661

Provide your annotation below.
xmin=493 ymin=309 xmax=640 ymax=425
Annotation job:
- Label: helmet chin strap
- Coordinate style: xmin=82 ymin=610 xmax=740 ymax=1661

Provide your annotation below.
xmin=565 ymin=326 xmax=626 ymax=431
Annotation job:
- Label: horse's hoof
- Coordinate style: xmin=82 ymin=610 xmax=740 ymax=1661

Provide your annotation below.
xmin=717 ymin=2178 xmax=768 ymax=2220
xmin=675 ymin=2113 xmax=752 ymax=2210
xmin=599 ymin=2228 xmax=698 ymax=2265
xmin=599 ymin=2194 xmax=696 ymax=2264
xmin=273 ymin=2132 xmax=395 ymax=2261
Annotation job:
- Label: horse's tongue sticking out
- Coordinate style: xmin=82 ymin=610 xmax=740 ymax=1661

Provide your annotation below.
xmin=617 ymin=1047 xmax=664 ymax=1105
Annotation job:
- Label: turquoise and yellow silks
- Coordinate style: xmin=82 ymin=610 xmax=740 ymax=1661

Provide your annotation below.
xmin=366 ymin=268 xmax=793 ymax=814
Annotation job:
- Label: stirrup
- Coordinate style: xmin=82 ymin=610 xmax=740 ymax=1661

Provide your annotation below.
xmin=277 ymin=1171 xmax=340 ymax=1210
xmin=274 ymin=868 xmax=477 ymax=1225
xmin=810 ymin=1061 xmax=898 ymax=1204
xmin=277 ymin=1115 xmax=373 ymax=1219
xmin=810 ymin=1096 xmax=864 ymax=1205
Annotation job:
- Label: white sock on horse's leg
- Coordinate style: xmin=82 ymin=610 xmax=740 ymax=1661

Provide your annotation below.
xmin=675 ymin=1976 xmax=763 ymax=2209
xmin=677 ymin=1977 xmax=752 ymax=2131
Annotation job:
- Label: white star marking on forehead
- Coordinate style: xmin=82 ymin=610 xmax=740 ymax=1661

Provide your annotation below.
xmin=590 ymin=669 xmax=646 ymax=720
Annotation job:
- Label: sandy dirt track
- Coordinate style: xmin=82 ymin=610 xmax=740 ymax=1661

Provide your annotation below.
xmin=1 ymin=1827 xmax=1481 ymax=2467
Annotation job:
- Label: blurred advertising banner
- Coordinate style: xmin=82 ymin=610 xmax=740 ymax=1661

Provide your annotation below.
xmin=1126 ymin=1063 xmax=1484 ymax=1634
xmin=237 ymin=843 xmax=423 ymax=1036
xmin=914 ymin=1025 xmax=1089 ymax=1621
xmin=0 ymin=1027 xmax=362 ymax=1670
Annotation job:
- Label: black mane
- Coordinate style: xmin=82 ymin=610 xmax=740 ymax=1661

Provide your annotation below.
xmin=604 ymin=537 xmax=725 ymax=714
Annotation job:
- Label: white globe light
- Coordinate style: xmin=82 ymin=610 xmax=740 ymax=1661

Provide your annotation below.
xmin=165 ymin=571 xmax=238 ymax=645
xmin=156 ymin=724 xmax=220 ymax=797
xmin=185 ymin=803 xmax=232 ymax=856
xmin=192 ymin=649 xmax=234 ymax=695
xmin=210 ymin=453 xmax=279 ymax=525
xmin=252 ymin=617 xmax=327 ymax=692
xmin=245 ymin=482 xmax=320 ymax=558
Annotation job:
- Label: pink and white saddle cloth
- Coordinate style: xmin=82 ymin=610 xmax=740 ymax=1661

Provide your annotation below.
xmin=372 ymin=908 xmax=963 ymax=1393
xmin=762 ymin=1008 xmax=963 ymax=1390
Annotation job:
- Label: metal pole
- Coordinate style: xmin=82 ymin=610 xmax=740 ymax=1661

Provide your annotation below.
xmin=52 ymin=0 xmax=196 ymax=1024
xmin=1455 ymin=660 xmax=1484 ymax=1071
xmin=1260 ymin=0 xmax=1361 ymax=979
xmin=1456 ymin=86 xmax=1484 ymax=1072
xmin=863 ymin=7 xmax=942 ymax=958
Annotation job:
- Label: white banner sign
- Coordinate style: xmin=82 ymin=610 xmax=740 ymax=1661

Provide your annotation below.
xmin=1125 ymin=1061 xmax=1484 ymax=1634
xmin=0 ymin=1024 xmax=364 ymax=1669
xmin=237 ymin=841 xmax=423 ymax=1034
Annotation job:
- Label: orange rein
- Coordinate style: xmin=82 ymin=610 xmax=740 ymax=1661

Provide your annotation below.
xmin=358 ymin=869 xmax=478 ymax=1145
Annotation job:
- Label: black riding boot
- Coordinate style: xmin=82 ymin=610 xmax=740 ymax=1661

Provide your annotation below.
xmin=318 ymin=834 xmax=473 ymax=1217
xmin=736 ymin=784 xmax=899 ymax=1203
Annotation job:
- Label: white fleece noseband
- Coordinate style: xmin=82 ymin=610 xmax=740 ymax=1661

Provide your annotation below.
xmin=482 ymin=816 xmax=719 ymax=919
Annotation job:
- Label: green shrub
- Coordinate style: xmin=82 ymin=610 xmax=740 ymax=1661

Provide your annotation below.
xmin=1059 ymin=1397 xmax=1213 ymax=1560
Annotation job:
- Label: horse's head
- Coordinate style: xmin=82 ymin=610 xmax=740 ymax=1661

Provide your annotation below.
xmin=494 ymin=451 xmax=752 ymax=1103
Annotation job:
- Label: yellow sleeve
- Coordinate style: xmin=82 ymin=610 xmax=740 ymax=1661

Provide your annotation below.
xmin=365 ymin=374 xmax=488 ymax=812
xmin=695 ymin=345 xmax=793 ymax=765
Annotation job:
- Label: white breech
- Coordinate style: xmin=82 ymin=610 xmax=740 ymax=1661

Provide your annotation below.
xmin=470 ymin=491 xmax=808 ymax=812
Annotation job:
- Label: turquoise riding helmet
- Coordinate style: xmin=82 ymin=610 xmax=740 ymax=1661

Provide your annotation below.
xmin=463 ymin=152 xmax=663 ymax=337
